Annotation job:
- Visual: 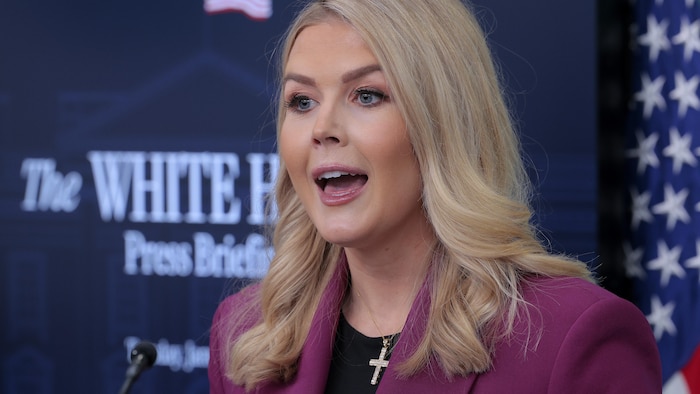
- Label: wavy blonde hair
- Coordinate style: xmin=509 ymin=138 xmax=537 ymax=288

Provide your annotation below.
xmin=224 ymin=0 xmax=592 ymax=390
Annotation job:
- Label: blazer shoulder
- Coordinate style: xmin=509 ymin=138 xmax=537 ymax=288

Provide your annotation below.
xmin=523 ymin=276 xmax=622 ymax=310
xmin=209 ymin=283 xmax=262 ymax=394
xmin=519 ymin=276 xmax=654 ymax=360
xmin=530 ymin=277 xmax=662 ymax=393
xmin=475 ymin=276 xmax=661 ymax=393
xmin=212 ymin=282 xmax=262 ymax=332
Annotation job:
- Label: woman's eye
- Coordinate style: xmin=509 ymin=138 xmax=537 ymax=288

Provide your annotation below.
xmin=286 ymin=95 xmax=315 ymax=112
xmin=356 ymin=89 xmax=386 ymax=106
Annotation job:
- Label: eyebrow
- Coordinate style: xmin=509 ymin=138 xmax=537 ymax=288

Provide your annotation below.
xmin=282 ymin=64 xmax=382 ymax=86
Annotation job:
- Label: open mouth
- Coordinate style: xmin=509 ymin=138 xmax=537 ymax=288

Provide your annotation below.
xmin=315 ymin=171 xmax=368 ymax=193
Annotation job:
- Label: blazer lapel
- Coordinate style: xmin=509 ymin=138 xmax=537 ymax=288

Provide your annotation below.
xmin=258 ymin=256 xmax=349 ymax=394
xmin=257 ymin=254 xmax=477 ymax=393
xmin=298 ymin=260 xmax=348 ymax=393
xmin=377 ymin=270 xmax=477 ymax=393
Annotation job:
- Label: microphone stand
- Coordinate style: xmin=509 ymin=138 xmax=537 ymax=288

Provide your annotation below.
xmin=118 ymin=341 xmax=157 ymax=394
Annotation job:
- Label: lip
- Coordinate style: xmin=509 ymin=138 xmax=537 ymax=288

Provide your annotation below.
xmin=311 ymin=164 xmax=368 ymax=206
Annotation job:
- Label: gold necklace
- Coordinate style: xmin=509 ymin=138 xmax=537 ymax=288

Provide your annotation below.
xmin=353 ymin=288 xmax=399 ymax=386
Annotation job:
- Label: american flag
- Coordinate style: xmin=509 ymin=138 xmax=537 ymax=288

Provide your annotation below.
xmin=204 ymin=0 xmax=272 ymax=20
xmin=625 ymin=0 xmax=700 ymax=392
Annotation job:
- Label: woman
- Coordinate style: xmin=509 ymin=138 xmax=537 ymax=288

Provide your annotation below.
xmin=209 ymin=0 xmax=662 ymax=392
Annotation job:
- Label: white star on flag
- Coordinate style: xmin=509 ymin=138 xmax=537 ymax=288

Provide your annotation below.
xmin=627 ymin=130 xmax=660 ymax=174
xmin=662 ymin=127 xmax=697 ymax=173
xmin=684 ymin=240 xmax=700 ymax=283
xmin=646 ymin=295 xmax=677 ymax=340
xmin=635 ymin=74 xmax=666 ymax=119
xmin=647 ymin=240 xmax=686 ymax=287
xmin=669 ymin=71 xmax=700 ymax=117
xmin=672 ymin=16 xmax=700 ymax=61
xmin=652 ymin=184 xmax=690 ymax=230
xmin=623 ymin=242 xmax=647 ymax=279
xmin=630 ymin=188 xmax=654 ymax=229
xmin=638 ymin=15 xmax=671 ymax=61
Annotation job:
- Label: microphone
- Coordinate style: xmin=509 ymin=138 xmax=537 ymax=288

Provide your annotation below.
xmin=118 ymin=341 xmax=158 ymax=394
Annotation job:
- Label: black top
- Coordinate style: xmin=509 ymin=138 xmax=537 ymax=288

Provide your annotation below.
xmin=324 ymin=314 xmax=400 ymax=394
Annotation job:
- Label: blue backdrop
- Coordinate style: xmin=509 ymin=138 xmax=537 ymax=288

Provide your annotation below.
xmin=0 ymin=1 xmax=596 ymax=393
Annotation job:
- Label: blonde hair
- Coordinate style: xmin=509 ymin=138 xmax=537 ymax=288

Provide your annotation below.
xmin=224 ymin=0 xmax=592 ymax=389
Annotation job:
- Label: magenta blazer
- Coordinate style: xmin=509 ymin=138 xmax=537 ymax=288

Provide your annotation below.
xmin=209 ymin=258 xmax=662 ymax=393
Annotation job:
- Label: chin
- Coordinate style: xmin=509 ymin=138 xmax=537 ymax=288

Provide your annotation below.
xmin=319 ymin=235 xmax=353 ymax=247
xmin=317 ymin=228 xmax=358 ymax=247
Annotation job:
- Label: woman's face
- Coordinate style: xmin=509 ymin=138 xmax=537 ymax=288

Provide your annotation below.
xmin=279 ymin=19 xmax=426 ymax=252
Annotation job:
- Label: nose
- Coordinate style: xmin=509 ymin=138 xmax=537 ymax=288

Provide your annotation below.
xmin=311 ymin=102 xmax=345 ymax=146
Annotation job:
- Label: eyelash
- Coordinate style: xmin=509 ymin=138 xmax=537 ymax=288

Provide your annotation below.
xmin=283 ymin=88 xmax=388 ymax=113
xmin=354 ymin=88 xmax=386 ymax=106
xmin=284 ymin=94 xmax=313 ymax=113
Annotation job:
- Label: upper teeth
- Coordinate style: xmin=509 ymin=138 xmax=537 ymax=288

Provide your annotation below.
xmin=318 ymin=171 xmax=356 ymax=180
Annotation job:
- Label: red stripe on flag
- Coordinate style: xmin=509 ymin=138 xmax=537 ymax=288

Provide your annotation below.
xmin=682 ymin=346 xmax=700 ymax=393
xmin=203 ymin=0 xmax=272 ymax=20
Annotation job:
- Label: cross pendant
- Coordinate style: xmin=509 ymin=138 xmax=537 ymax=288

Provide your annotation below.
xmin=369 ymin=338 xmax=390 ymax=385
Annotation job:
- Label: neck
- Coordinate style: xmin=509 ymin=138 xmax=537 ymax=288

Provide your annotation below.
xmin=342 ymin=243 xmax=432 ymax=337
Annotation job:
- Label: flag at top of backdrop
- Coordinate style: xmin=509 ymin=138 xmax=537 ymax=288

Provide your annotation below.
xmin=625 ymin=0 xmax=700 ymax=393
